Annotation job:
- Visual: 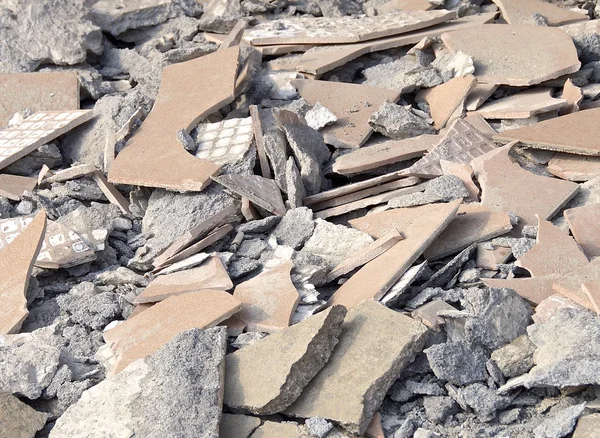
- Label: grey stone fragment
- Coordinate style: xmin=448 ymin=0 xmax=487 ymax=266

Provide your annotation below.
xmin=56 ymin=282 xmax=121 ymax=331
xmin=51 ymin=179 xmax=106 ymax=202
xmin=305 ymin=417 xmax=334 ymax=437
xmin=50 ymin=328 xmax=227 ymax=438
xmin=459 ymin=383 xmax=512 ymax=422
xmin=229 ymin=257 xmax=261 ymax=279
xmin=424 ymin=342 xmax=488 ymax=386
xmin=431 ymin=51 xmax=475 ymax=82
xmin=56 ymin=202 xmax=121 ymax=251
xmin=0 ymin=391 xmax=47 ymax=437
xmin=498 ymin=408 xmax=522 ymax=425
xmin=533 ymin=403 xmax=586 ymax=438
xmin=491 ymin=236 xmax=536 ymax=259
xmin=573 ymin=33 xmax=600 ymax=64
xmin=419 ymin=245 xmax=476 ymax=291
xmin=291 ymin=251 xmax=329 ymax=287
xmin=369 ymin=102 xmax=436 ymax=140
xmin=286 ymin=157 xmax=307 ymax=209
xmin=271 ymin=207 xmax=315 ymax=250
xmin=423 ymin=396 xmax=458 ymax=424
xmin=237 ymin=238 xmax=268 ymax=259
xmin=363 ymin=59 xmax=443 ymax=93
xmin=305 ymin=103 xmax=337 ymax=131
xmin=177 ymin=128 xmax=197 ymax=152
xmin=491 ymin=335 xmax=536 ymax=378
xmin=16 ymin=200 xmax=35 ymax=215
xmin=388 ymin=192 xmax=441 ymax=208
xmin=198 ymin=0 xmax=243 ymax=33
xmin=237 ymin=216 xmax=281 ymax=234
xmin=232 ymin=332 xmax=267 ymax=350
xmin=426 ymin=175 xmax=469 ymax=201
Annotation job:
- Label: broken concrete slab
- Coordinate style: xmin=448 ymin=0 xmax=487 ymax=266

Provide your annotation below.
xmin=474 ymin=88 xmax=567 ymax=120
xmin=292 ymin=79 xmax=401 ymax=149
xmin=417 ymin=75 xmax=476 ymax=129
xmin=215 ymin=174 xmax=286 ymax=216
xmin=233 ymin=261 xmax=300 ymax=333
xmin=195 ymin=117 xmax=255 ymax=165
xmin=0 ymin=174 xmax=37 ymax=201
xmin=0 ymin=211 xmax=46 ymax=334
xmin=271 ymin=207 xmax=314 ymax=250
xmin=329 ymin=199 xmax=460 ymax=308
xmin=224 ymin=305 xmax=345 ymax=414
xmin=103 ymin=290 xmax=241 ymax=373
xmin=0 ymin=391 xmax=47 ymax=437
xmin=369 ymin=102 xmax=437 ymax=140
xmin=220 ymin=414 xmax=261 ymax=438
xmin=286 ymin=301 xmax=428 ymax=435
xmin=492 ymin=0 xmax=588 ymax=26
xmin=425 ymin=341 xmax=487 ymax=386
xmin=565 ymin=203 xmax=600 ymax=258
xmin=547 ymin=153 xmax=600 ymax=182
xmin=441 ymin=25 xmax=581 ymax=86
xmin=490 ymin=334 xmax=536 ymax=379
xmin=108 ymin=47 xmax=240 ymax=191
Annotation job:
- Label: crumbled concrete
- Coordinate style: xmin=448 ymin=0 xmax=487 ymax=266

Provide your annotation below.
xmin=533 ymin=403 xmax=586 ymax=438
xmin=56 ymin=282 xmax=121 ymax=331
xmin=271 ymin=207 xmax=315 ymax=250
xmin=286 ymin=157 xmax=307 ymax=209
xmin=305 ymin=102 xmax=337 ymax=131
xmin=363 ymin=58 xmax=443 ymax=94
xmin=424 ymin=342 xmax=488 ymax=386
xmin=425 ymin=175 xmax=470 ymax=202
xmin=423 ymin=396 xmax=458 ymax=424
xmin=369 ymin=101 xmax=436 ymax=140
xmin=432 ymin=51 xmax=475 ymax=82
xmin=305 ymin=417 xmax=334 ymax=437
xmin=491 ymin=335 xmax=536 ymax=378
xmin=56 ymin=202 xmax=121 ymax=251
xmin=237 ymin=238 xmax=268 ymax=259
xmin=459 ymin=383 xmax=512 ymax=422
xmin=237 ymin=216 xmax=281 ymax=234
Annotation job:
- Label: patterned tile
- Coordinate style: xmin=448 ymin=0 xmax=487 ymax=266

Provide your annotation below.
xmin=195 ymin=117 xmax=254 ymax=165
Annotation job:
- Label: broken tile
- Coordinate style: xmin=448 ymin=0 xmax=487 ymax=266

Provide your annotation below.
xmin=440 ymin=160 xmax=479 ymax=201
xmin=194 ymin=117 xmax=254 ymax=165
xmin=411 ymin=300 xmax=456 ymax=330
xmin=547 ymin=153 xmax=600 ymax=182
xmin=560 ymin=79 xmax=583 ymax=115
xmin=474 ymin=88 xmax=567 ymax=119
xmin=492 ymin=0 xmax=588 ymax=26
xmin=244 ymin=10 xmax=455 ymax=45
xmin=564 ymin=203 xmax=600 ymax=258
xmin=233 ymin=261 xmax=300 ymax=333
xmin=475 ymin=243 xmax=511 ymax=270
xmin=531 ymin=294 xmax=582 ymax=324
xmin=472 ymin=143 xmax=579 ymax=233
xmin=417 ymin=75 xmax=476 ymax=129
xmin=214 ymin=174 xmax=286 ymax=216
xmin=220 ymin=414 xmax=261 ymax=438
xmin=0 ymin=210 xmax=46 ymax=334
xmin=573 ymin=414 xmax=600 ymax=438
xmin=423 ymin=204 xmax=513 ymax=260
xmin=103 ymin=290 xmax=241 ymax=373
xmin=483 ymin=276 xmax=560 ymax=305
xmin=379 ymin=0 xmax=435 ymax=12
xmin=0 ymin=110 xmax=93 ymax=171
xmin=249 ymin=105 xmax=272 ymax=179
xmin=0 ymin=391 xmax=47 ymax=437
xmin=515 ymin=217 xmax=589 ymax=277
xmin=380 ymin=261 xmax=428 ymax=306
xmin=218 ymin=19 xmax=248 ymax=50
xmin=365 ymin=412 xmax=385 ymax=438
xmin=135 ymin=256 xmax=233 ymax=304
xmin=286 ymin=301 xmax=428 ymax=435
xmin=91 ymin=171 xmax=131 ymax=215
xmin=43 ymin=164 xmax=97 ymax=184
xmin=292 ymin=79 xmax=401 ymax=149
xmin=108 ymin=47 xmax=240 ymax=191
xmin=465 ymin=83 xmax=498 ymax=112
xmin=552 ymin=258 xmax=600 ymax=309
xmin=464 ymin=113 xmax=496 ymax=139
xmin=0 ymin=174 xmax=37 ymax=201
xmin=250 ymin=421 xmax=302 ymax=437
xmin=441 ymin=25 xmax=581 ymax=86
xmin=329 ymin=200 xmax=460 ymax=308
xmin=224 ymin=305 xmax=346 ymax=414
xmin=581 ymin=282 xmax=600 ymax=314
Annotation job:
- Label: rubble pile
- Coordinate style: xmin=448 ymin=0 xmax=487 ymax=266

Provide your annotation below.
xmin=4 ymin=0 xmax=600 ymax=437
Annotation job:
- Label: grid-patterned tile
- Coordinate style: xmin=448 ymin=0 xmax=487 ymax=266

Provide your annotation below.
xmin=195 ymin=117 xmax=254 ymax=165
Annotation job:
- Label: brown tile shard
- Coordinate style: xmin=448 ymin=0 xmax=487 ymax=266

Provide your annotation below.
xmin=411 ymin=299 xmax=456 ymax=330
xmin=547 ymin=153 xmax=600 ymax=182
xmin=423 ymin=203 xmax=513 ymax=260
xmin=494 ymin=108 xmax=600 ymax=156
xmin=214 ymin=174 xmax=286 ymax=216
xmin=551 ymin=258 xmax=600 ymax=309
xmin=250 ymin=421 xmax=302 ymax=437
xmin=482 ymin=276 xmax=560 ymax=305
xmin=441 ymin=25 xmax=580 ymax=86
xmin=515 ymin=217 xmax=589 ymax=277
xmin=0 ymin=174 xmax=37 ymax=200
xmin=43 ymin=164 xmax=96 ymax=183
xmin=531 ymin=294 xmax=582 ymax=324
xmin=103 ymin=289 xmax=241 ymax=373
xmin=474 ymin=88 xmax=567 ymax=119
xmin=560 ymin=79 xmax=583 ymax=115
xmin=135 ymin=256 xmax=233 ymax=304
xmin=292 ymin=79 xmax=401 ymax=149
xmin=0 ymin=71 xmax=79 ymax=127
xmin=492 ymin=0 xmax=588 ymax=26
xmin=332 ymin=135 xmax=437 ymax=175
xmin=466 ymin=83 xmax=498 ymax=111
xmin=464 ymin=113 xmax=496 ymax=139
xmin=91 ymin=171 xmax=131 ymax=215
xmin=0 ymin=210 xmax=46 ymax=334
xmin=233 ymin=261 xmax=300 ymax=333
xmin=365 ymin=412 xmax=385 ymax=438
xmin=475 ymin=243 xmax=511 ymax=269
xmin=581 ymin=282 xmax=600 ymax=314
xmin=417 ymin=75 xmax=476 ymax=129
xmin=329 ymin=199 xmax=460 ymax=308
xmin=561 ymin=18 xmax=600 ymax=37
xmin=471 ymin=143 xmax=579 ymax=233
xmin=565 ymin=203 xmax=600 ymax=258
xmin=249 ymin=105 xmax=272 ymax=178
xmin=108 ymin=47 xmax=241 ymax=191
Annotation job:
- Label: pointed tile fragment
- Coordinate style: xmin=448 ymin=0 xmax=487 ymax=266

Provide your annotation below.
xmin=44 ymin=164 xmax=96 ymax=183
xmin=233 ymin=261 xmax=300 ymax=333
xmin=494 ymin=108 xmax=600 ymax=155
xmin=466 ymin=83 xmax=498 ymax=111
xmin=492 ymin=0 xmax=588 ymax=26
xmin=224 ymin=305 xmax=347 ymax=414
xmin=157 ymin=225 xmax=234 ymax=268
xmin=474 ymin=88 xmax=567 ymax=119
xmin=565 ymin=203 xmax=600 ymax=258
xmin=483 ymin=277 xmax=560 ymax=305
xmin=91 ymin=171 xmax=131 ymax=214
xmin=475 ymin=243 xmax=511 ymax=269
xmin=285 ymin=301 xmax=428 ymax=435
xmin=441 ymin=25 xmax=580 ymax=86
xmin=0 ymin=210 xmax=46 ymax=334
xmin=103 ymin=290 xmax=241 ymax=373
xmin=464 ymin=113 xmax=496 ymax=138
xmin=560 ymin=79 xmax=583 ymax=115
xmin=552 ymin=258 xmax=600 ymax=308
xmin=516 ymin=217 xmax=588 ymax=277
xmin=215 ymin=174 xmax=286 ymax=216
xmin=0 ymin=174 xmax=37 ymax=200
xmin=547 ymin=153 xmax=600 ymax=182
xmin=417 ymin=75 xmax=476 ymax=129
xmin=365 ymin=412 xmax=385 ymax=438
xmin=249 ymin=105 xmax=272 ymax=178
xmin=581 ymin=282 xmax=600 ymax=314
xmin=330 ymin=200 xmax=460 ymax=308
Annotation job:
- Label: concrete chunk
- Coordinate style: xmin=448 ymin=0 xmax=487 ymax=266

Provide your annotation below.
xmin=0 ymin=392 xmax=47 ymax=437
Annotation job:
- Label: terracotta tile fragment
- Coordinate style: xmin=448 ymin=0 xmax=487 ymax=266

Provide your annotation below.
xmin=0 ymin=174 xmax=37 ymax=200
xmin=365 ymin=412 xmax=385 ymax=438
xmin=135 ymin=256 xmax=233 ymax=304
xmin=214 ymin=174 xmax=286 ymax=216
xmin=492 ymin=0 xmax=588 ymax=26
xmin=233 ymin=261 xmax=300 ymax=333
xmin=91 ymin=171 xmax=131 ymax=215
xmin=564 ymin=203 xmax=600 ymax=258
xmin=547 ymin=153 xmax=600 ymax=182
xmin=515 ymin=217 xmax=588 ymax=277
xmin=581 ymin=282 xmax=600 ymax=314
xmin=103 ymin=290 xmax=241 ymax=373
xmin=332 ymin=135 xmax=438 ymax=175
xmin=108 ymin=47 xmax=241 ymax=191
xmin=474 ymin=88 xmax=567 ymax=119
xmin=0 ymin=210 xmax=46 ymax=334
xmin=549 ymin=258 xmax=600 ymax=308
xmin=560 ymin=79 xmax=583 ymax=115
xmin=417 ymin=75 xmax=476 ymax=129
xmin=292 ymin=79 xmax=401 ymax=149
xmin=241 ymin=197 xmax=262 ymax=221
xmin=411 ymin=299 xmax=456 ymax=330
xmin=218 ymin=20 xmax=247 ymax=50
xmin=249 ymin=105 xmax=272 ymax=178
xmin=329 ymin=199 xmax=460 ymax=308
xmin=43 ymin=164 xmax=96 ymax=183
xmin=441 ymin=25 xmax=580 ymax=86
xmin=440 ymin=160 xmax=479 ymax=201
xmin=466 ymin=83 xmax=498 ymax=111
xmin=475 ymin=243 xmax=511 ymax=269
xmin=532 ymin=294 xmax=582 ymax=324
xmin=482 ymin=276 xmax=560 ymax=305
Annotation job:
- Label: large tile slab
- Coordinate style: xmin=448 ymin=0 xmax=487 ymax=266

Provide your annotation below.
xmin=417 ymin=75 xmax=476 ymax=129
xmin=547 ymin=153 xmax=600 ymax=181
xmin=564 ymin=202 xmax=600 ymax=258
xmin=474 ymin=88 xmax=567 ymax=119
xmin=492 ymin=0 xmax=588 ymax=26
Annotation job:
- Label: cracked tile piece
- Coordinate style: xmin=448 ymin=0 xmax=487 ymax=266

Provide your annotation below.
xmin=423 ymin=203 xmax=513 ymax=260
xmin=195 ymin=117 xmax=254 ymax=165
xmin=565 ymin=203 xmax=600 ymax=258
xmin=582 ymin=282 xmax=600 ymax=314
xmin=0 ymin=111 xmax=93 ymax=171
xmin=0 ymin=174 xmax=36 ymax=201
xmin=560 ymin=79 xmax=583 ymax=115
xmin=471 ymin=144 xmax=579 ymax=233
xmin=0 ymin=210 xmax=46 ymax=334
xmin=329 ymin=199 xmax=460 ymax=308
xmin=135 ymin=256 xmax=233 ymax=304
xmin=220 ymin=414 xmax=261 ymax=438
xmin=103 ymin=290 xmax=241 ymax=373
xmin=475 ymin=243 xmax=511 ymax=270
xmin=411 ymin=300 xmax=456 ymax=330
xmin=474 ymin=88 xmax=567 ymax=120
xmin=483 ymin=277 xmax=560 ymax=305
xmin=233 ymin=261 xmax=300 ymax=333
xmin=494 ymin=108 xmax=600 ymax=156
xmin=547 ymin=153 xmax=600 ymax=182
xmin=492 ymin=0 xmax=588 ymax=26
xmin=552 ymin=258 xmax=600 ymax=309
xmin=224 ymin=305 xmax=346 ymax=414
xmin=332 ymin=135 xmax=438 ymax=175
xmin=214 ymin=174 xmax=286 ymax=216
xmin=466 ymin=83 xmax=498 ymax=111
xmin=43 ymin=164 xmax=96 ymax=183
xmin=244 ymin=10 xmax=455 ymax=45
xmin=108 ymin=47 xmax=240 ymax=191
xmin=401 ymin=118 xmax=496 ymax=177
xmin=441 ymin=25 xmax=580 ymax=86
xmin=92 ymin=171 xmax=131 ymax=215
xmin=417 ymin=75 xmax=476 ymax=129
xmin=249 ymin=105 xmax=272 ymax=179
xmin=285 ymin=301 xmax=428 ymax=435
xmin=515 ymin=217 xmax=588 ymax=277
xmin=0 ymin=392 xmax=47 ymax=437
xmin=292 ymin=79 xmax=401 ymax=149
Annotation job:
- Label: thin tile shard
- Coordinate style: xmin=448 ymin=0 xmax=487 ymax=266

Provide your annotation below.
xmin=214 ymin=174 xmax=286 ymax=216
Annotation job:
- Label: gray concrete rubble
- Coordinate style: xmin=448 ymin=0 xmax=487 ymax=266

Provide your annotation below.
xmin=369 ymin=101 xmax=437 ymax=140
